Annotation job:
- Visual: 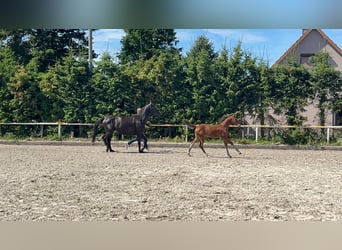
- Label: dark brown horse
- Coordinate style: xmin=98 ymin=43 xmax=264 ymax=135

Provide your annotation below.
xmin=92 ymin=103 xmax=161 ymax=153
xmin=184 ymin=114 xmax=241 ymax=158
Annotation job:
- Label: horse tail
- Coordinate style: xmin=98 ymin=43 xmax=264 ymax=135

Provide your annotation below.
xmin=92 ymin=117 xmax=104 ymax=143
xmin=184 ymin=120 xmax=196 ymax=129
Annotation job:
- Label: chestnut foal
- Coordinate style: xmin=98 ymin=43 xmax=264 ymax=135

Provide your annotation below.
xmin=185 ymin=114 xmax=241 ymax=158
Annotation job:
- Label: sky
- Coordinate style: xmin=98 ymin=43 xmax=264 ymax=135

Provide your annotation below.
xmin=91 ymin=29 xmax=342 ymax=65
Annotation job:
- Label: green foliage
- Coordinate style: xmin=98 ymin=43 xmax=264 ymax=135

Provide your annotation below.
xmin=0 ymin=47 xmax=20 ymax=122
xmin=185 ymin=35 xmax=220 ymax=123
xmin=308 ymin=52 xmax=342 ymax=125
xmin=1 ymin=29 xmax=342 ymax=144
xmin=271 ymin=60 xmax=311 ymax=125
xmin=119 ymin=29 xmax=179 ymax=63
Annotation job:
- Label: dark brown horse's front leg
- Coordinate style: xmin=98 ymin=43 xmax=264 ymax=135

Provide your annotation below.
xmin=142 ymin=134 xmax=148 ymax=151
xmin=137 ymin=135 xmax=144 ymax=153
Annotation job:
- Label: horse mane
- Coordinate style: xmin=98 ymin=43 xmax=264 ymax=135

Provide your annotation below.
xmin=218 ymin=113 xmax=235 ymax=123
xmin=141 ymin=102 xmax=151 ymax=114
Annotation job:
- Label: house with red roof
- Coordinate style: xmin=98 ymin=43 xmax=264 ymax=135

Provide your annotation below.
xmin=271 ymin=29 xmax=342 ymax=126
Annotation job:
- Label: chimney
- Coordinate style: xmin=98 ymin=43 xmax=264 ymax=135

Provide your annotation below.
xmin=302 ymin=29 xmax=310 ymax=34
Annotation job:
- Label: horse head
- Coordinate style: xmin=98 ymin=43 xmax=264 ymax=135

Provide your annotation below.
xmin=221 ymin=113 xmax=240 ymax=127
xmin=143 ymin=102 xmax=161 ymax=117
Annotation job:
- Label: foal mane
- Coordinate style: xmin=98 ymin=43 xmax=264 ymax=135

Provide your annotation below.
xmin=218 ymin=113 xmax=235 ymax=123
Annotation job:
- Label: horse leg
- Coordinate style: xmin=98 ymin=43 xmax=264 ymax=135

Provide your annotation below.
xmin=227 ymin=138 xmax=241 ymax=155
xmin=142 ymin=134 xmax=148 ymax=151
xmin=104 ymin=132 xmax=114 ymax=152
xmin=137 ymin=134 xmax=144 ymax=153
xmin=104 ymin=134 xmax=111 ymax=152
xmin=187 ymin=136 xmax=199 ymax=156
xmin=223 ymin=138 xmax=232 ymax=158
xmin=108 ymin=134 xmax=115 ymax=152
xmin=102 ymin=133 xmax=110 ymax=152
xmin=199 ymin=138 xmax=209 ymax=157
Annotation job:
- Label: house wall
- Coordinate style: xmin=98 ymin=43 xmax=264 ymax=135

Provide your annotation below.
xmin=267 ymin=30 xmax=342 ymax=126
xmin=292 ymin=30 xmax=342 ymax=71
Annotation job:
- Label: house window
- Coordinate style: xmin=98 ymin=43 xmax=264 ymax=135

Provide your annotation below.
xmin=335 ymin=111 xmax=342 ymax=126
xmin=300 ymin=53 xmax=315 ymax=65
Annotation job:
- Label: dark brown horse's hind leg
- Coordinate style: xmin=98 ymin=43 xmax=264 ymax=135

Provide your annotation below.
xmin=104 ymin=133 xmax=115 ymax=152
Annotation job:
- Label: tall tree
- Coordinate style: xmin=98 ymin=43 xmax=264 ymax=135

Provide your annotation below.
xmin=0 ymin=47 xmax=20 ymax=122
xmin=225 ymin=42 xmax=262 ymax=120
xmin=7 ymin=66 xmax=46 ymax=122
xmin=40 ymin=53 xmax=92 ymax=122
xmin=308 ymin=51 xmax=342 ymax=125
xmin=0 ymin=29 xmax=89 ymax=71
xmin=184 ymin=35 xmax=219 ymax=123
xmin=119 ymin=29 xmax=179 ymax=64
xmin=144 ymin=50 xmax=188 ymax=123
xmin=271 ymin=56 xmax=311 ymax=125
xmin=118 ymin=29 xmax=182 ymax=116
xmin=91 ymin=52 xmax=129 ymax=117
xmin=0 ymin=29 xmax=31 ymax=65
xmin=213 ymin=46 xmax=233 ymax=117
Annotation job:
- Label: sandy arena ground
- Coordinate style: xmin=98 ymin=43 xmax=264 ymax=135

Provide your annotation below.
xmin=0 ymin=142 xmax=341 ymax=221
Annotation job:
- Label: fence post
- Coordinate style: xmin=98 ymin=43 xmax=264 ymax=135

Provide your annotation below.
xmin=58 ymin=122 xmax=62 ymax=139
xmin=185 ymin=125 xmax=188 ymax=143
xmin=255 ymin=125 xmax=259 ymax=142
xmin=327 ymin=127 xmax=330 ymax=144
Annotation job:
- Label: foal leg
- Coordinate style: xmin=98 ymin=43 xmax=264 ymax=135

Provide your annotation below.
xmin=199 ymin=139 xmax=209 ymax=157
xmin=223 ymin=139 xmax=232 ymax=158
xmin=187 ymin=136 xmax=199 ymax=156
xmin=227 ymin=138 xmax=241 ymax=155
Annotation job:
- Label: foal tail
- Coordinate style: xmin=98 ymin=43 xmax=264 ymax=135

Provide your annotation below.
xmin=92 ymin=117 xmax=104 ymax=143
xmin=184 ymin=120 xmax=196 ymax=129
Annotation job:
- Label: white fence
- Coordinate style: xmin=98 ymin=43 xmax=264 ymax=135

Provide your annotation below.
xmin=233 ymin=124 xmax=342 ymax=143
xmin=0 ymin=122 xmax=93 ymax=139
xmin=1 ymin=122 xmax=342 ymax=143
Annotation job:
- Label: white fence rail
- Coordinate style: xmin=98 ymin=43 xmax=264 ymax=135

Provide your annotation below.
xmin=0 ymin=122 xmax=93 ymax=139
xmin=1 ymin=122 xmax=342 ymax=143
xmin=231 ymin=124 xmax=342 ymax=143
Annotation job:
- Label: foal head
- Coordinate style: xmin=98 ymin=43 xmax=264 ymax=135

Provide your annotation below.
xmin=221 ymin=113 xmax=239 ymax=127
